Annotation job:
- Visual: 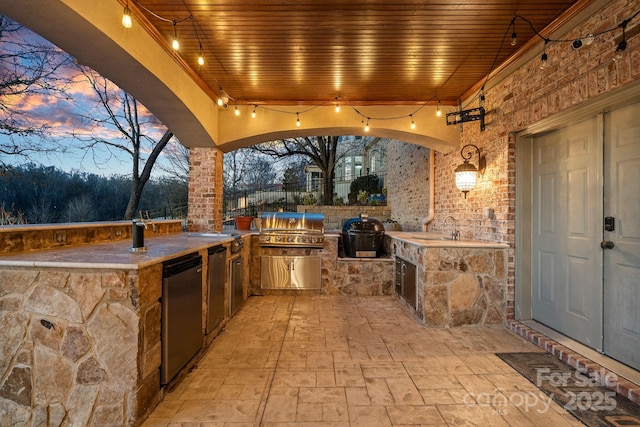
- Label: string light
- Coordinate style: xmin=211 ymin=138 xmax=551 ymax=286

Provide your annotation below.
xmin=127 ymin=5 xmax=640 ymax=132
xmin=539 ymin=40 xmax=548 ymax=70
xmin=122 ymin=2 xmax=133 ymax=29
xmin=614 ymin=19 xmax=629 ymax=62
xmin=197 ymin=43 xmax=204 ymax=65
xmin=171 ymin=21 xmax=179 ymax=50
xmin=217 ymin=89 xmax=229 ymax=108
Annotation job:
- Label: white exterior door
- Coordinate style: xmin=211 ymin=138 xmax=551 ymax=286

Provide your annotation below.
xmin=531 ymin=103 xmax=640 ymax=370
xmin=603 ymin=104 xmax=640 ymax=371
xmin=532 ymin=117 xmax=603 ymax=349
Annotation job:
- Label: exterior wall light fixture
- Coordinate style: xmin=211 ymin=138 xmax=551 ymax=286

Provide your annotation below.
xmin=454 ymin=144 xmax=486 ymax=198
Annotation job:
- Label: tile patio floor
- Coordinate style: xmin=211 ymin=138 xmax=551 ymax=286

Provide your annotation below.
xmin=142 ymin=295 xmax=584 ymax=426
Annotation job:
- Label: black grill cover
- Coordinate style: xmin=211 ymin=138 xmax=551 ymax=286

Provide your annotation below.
xmin=342 ymin=213 xmax=385 ymax=258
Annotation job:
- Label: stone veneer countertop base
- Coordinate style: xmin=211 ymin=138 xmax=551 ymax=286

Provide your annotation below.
xmin=0 ymin=232 xmax=248 ymax=269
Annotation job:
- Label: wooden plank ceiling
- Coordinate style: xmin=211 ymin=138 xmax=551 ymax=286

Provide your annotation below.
xmin=132 ymin=0 xmax=580 ymax=106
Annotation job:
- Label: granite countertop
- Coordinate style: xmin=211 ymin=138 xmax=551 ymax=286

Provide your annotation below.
xmin=0 ymin=232 xmax=249 ymax=270
xmin=385 ymin=231 xmax=510 ymax=249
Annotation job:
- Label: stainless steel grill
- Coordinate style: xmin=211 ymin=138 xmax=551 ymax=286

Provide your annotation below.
xmin=258 ymin=212 xmax=324 ymax=248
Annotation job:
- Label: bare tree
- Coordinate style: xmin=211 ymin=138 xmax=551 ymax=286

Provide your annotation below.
xmin=224 ymin=148 xmax=276 ymax=191
xmin=158 ymin=139 xmax=189 ymax=182
xmin=64 ymin=194 xmax=95 ymax=222
xmin=0 ymin=17 xmax=73 ymax=170
xmin=71 ymin=68 xmax=173 ymax=219
xmin=253 ymin=136 xmax=349 ymax=205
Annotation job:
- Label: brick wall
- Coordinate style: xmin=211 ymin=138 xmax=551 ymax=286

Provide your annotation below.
xmin=386 ymin=140 xmax=431 ymax=231
xmin=387 ymin=0 xmax=640 ymax=320
xmin=187 ymin=147 xmax=224 ymax=231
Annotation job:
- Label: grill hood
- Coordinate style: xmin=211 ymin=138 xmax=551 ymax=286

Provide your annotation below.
xmin=259 ymin=212 xmax=325 ymax=248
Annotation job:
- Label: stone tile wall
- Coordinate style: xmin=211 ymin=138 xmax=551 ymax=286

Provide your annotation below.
xmin=296 ymin=205 xmax=392 ymax=231
xmin=389 ymin=237 xmax=507 ymax=327
xmin=332 ymin=258 xmax=394 ymax=296
xmin=0 ymin=221 xmax=183 ymax=255
xmin=0 ymin=264 xmax=163 ymax=425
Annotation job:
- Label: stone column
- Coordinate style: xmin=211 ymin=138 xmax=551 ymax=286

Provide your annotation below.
xmin=188 ymin=147 xmax=224 ymax=231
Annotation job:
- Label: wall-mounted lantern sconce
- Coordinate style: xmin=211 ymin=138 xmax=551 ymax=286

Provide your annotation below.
xmin=454 ymin=144 xmax=486 ymax=198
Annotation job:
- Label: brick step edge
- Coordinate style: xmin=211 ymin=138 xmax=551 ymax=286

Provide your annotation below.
xmin=507 ymin=320 xmax=640 ymax=406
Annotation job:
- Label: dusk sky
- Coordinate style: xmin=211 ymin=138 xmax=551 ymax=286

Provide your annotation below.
xmin=1 ymin=16 xmax=183 ymax=177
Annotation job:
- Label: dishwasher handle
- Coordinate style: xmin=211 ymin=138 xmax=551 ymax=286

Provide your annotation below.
xmin=208 ymin=245 xmax=226 ymax=255
xmin=162 ymin=253 xmax=202 ymax=277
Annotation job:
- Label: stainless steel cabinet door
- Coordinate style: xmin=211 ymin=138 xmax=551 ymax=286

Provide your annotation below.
xmin=261 ymin=255 xmax=321 ymax=289
xmin=290 ymin=256 xmax=321 ymax=289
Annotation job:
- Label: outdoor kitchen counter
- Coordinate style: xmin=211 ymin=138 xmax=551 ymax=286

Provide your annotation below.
xmin=0 ymin=231 xmax=251 ymax=269
xmin=385 ymin=231 xmax=510 ymax=249
xmin=383 ymin=231 xmax=509 ymax=328
xmin=0 ymin=230 xmax=254 ymax=426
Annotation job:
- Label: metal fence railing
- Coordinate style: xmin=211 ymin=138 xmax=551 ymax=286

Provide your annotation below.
xmin=222 ymin=172 xmax=387 ymax=219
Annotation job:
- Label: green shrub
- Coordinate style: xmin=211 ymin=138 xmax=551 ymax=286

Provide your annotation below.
xmin=302 ymin=193 xmax=317 ymax=205
xmin=350 ymin=174 xmax=380 ymax=195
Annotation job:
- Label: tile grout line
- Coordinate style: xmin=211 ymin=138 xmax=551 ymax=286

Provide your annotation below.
xmin=255 ymin=295 xmax=297 ymax=426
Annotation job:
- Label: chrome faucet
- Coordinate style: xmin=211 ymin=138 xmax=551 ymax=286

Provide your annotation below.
xmin=443 ymin=215 xmax=460 ymax=240
xmin=138 ymin=210 xmax=156 ymax=232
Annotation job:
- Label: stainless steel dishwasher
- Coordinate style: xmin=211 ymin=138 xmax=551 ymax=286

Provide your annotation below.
xmin=206 ymin=246 xmax=226 ymax=334
xmin=161 ymin=253 xmax=203 ymax=385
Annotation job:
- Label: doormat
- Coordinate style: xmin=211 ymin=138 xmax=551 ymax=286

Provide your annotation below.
xmin=496 ymin=352 xmax=640 ymax=426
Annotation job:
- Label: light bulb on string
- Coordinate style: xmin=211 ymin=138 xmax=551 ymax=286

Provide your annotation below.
xmin=364 ymin=119 xmax=370 ymax=133
xmin=251 ymin=105 xmax=257 ymax=118
xmin=122 ymin=3 xmax=133 ymax=29
xmin=296 ymin=113 xmax=301 ymax=127
xmin=197 ymin=43 xmax=204 ymax=65
xmin=614 ymin=39 xmax=627 ymax=61
xmin=335 ymin=101 xmax=340 ymax=113
xmin=410 ymin=115 xmax=415 ymax=130
xmin=614 ymin=26 xmax=627 ymax=62
xmin=539 ymin=52 xmax=548 ymax=69
xmin=217 ymin=89 xmax=229 ymax=108
xmin=436 ymin=105 xmax=442 ymax=117
xmin=235 ymin=105 xmax=240 ymax=116
xmin=539 ymin=40 xmax=548 ymax=70
xmin=171 ymin=21 xmax=179 ymax=50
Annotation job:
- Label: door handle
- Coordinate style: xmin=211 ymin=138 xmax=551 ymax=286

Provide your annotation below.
xmin=600 ymin=241 xmax=615 ymax=249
